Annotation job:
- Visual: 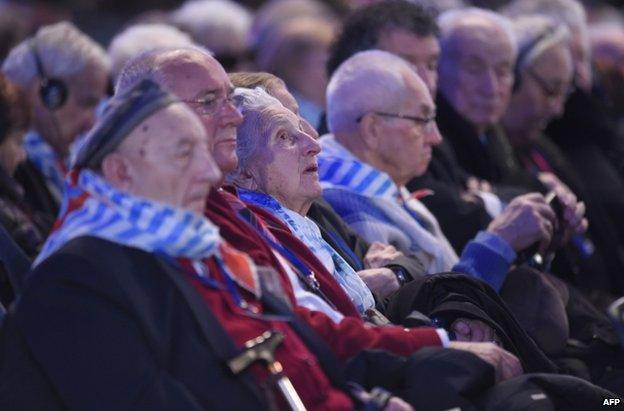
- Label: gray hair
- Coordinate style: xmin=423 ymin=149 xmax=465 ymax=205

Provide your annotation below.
xmin=2 ymin=21 xmax=109 ymax=89
xmin=229 ymin=86 xmax=284 ymax=182
xmin=502 ymin=0 xmax=587 ymax=34
xmin=437 ymin=7 xmax=518 ymax=63
xmin=171 ymin=0 xmax=252 ymax=57
xmin=107 ymin=23 xmax=195 ymax=81
xmin=326 ymin=50 xmax=414 ymax=135
xmin=513 ymin=15 xmax=571 ymax=76
xmin=115 ymin=46 xmax=212 ymax=94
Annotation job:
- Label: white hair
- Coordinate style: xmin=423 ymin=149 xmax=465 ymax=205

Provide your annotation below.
xmin=115 ymin=46 xmax=213 ymax=94
xmin=326 ymin=50 xmax=414 ymax=135
xmin=502 ymin=0 xmax=587 ymax=33
xmin=2 ymin=21 xmax=109 ymax=88
xmin=229 ymin=86 xmax=284 ymax=181
xmin=513 ymin=15 xmax=571 ymax=77
xmin=438 ymin=7 xmax=518 ymax=62
xmin=107 ymin=23 xmax=194 ymax=81
xmin=171 ymin=0 xmax=252 ymax=57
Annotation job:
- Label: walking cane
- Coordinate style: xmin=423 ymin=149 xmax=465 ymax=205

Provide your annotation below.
xmin=228 ymin=330 xmax=307 ymax=411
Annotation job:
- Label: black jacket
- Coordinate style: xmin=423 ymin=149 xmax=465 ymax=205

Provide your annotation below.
xmin=435 ymin=94 xmax=544 ymax=197
xmin=546 ymin=88 xmax=624 ymax=249
xmin=0 ymin=236 xmax=348 ymax=410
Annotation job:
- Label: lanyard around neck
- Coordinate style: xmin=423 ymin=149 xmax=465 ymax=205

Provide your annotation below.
xmin=235 ymin=207 xmax=338 ymax=311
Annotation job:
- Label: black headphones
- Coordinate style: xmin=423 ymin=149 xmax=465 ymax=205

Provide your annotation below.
xmin=512 ymin=25 xmax=557 ymax=93
xmin=29 ymin=38 xmax=68 ymax=110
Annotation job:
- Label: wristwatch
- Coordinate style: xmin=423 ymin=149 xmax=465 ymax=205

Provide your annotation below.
xmin=389 ymin=266 xmax=408 ymax=286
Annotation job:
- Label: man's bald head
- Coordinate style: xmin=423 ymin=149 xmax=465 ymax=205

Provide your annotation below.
xmin=102 ymin=102 xmax=221 ymax=213
xmin=116 ymin=47 xmax=243 ymax=174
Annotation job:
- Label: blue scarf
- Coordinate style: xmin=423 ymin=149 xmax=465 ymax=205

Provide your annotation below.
xmin=35 ymin=169 xmax=222 ymax=266
xmin=23 ymin=130 xmax=68 ymax=202
xmin=238 ymin=188 xmax=375 ymax=313
xmin=318 ymin=134 xmax=458 ymax=273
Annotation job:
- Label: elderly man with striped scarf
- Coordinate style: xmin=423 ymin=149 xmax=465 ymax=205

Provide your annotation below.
xmin=1 ymin=79 xmax=448 ymax=410
xmin=318 ymin=50 xmax=558 ymax=293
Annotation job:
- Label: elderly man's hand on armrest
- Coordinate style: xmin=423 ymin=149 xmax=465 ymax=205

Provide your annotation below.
xmin=448 ymin=341 xmax=523 ymax=382
xmin=364 ymin=242 xmax=404 ymax=269
xmin=359 ymin=243 xmax=406 ymax=298
xmin=358 ymin=267 xmax=401 ymax=299
xmin=486 ymin=193 xmax=557 ymax=254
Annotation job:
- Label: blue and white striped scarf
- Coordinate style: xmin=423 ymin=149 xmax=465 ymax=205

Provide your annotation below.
xmin=23 ymin=130 xmax=68 ymax=202
xmin=238 ymin=188 xmax=375 ymax=313
xmin=318 ymin=134 xmax=458 ymax=274
xmin=34 ymin=169 xmax=221 ymax=266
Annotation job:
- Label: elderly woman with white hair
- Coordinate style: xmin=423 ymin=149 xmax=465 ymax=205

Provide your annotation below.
xmin=229 ymin=86 xmax=379 ymax=316
xmin=2 ymin=21 xmax=109 ymax=222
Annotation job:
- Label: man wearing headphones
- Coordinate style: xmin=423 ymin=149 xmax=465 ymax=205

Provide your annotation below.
xmin=2 ymin=21 xmax=109 ymax=228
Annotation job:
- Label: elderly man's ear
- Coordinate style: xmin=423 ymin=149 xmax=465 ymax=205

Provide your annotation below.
xmin=101 ymin=153 xmax=133 ymax=191
xmin=357 ymin=113 xmax=382 ymax=150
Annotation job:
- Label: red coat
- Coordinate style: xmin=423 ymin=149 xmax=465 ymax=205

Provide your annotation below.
xmin=205 ymin=188 xmax=443 ymax=361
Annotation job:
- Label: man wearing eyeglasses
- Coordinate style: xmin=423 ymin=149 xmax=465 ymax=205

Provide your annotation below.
xmin=501 ymin=17 xmax=575 ymax=154
xmin=499 ymin=16 xmax=624 ymax=294
xmin=116 ymin=47 xmax=244 ymax=174
xmin=319 ymin=49 xmax=559 ymax=293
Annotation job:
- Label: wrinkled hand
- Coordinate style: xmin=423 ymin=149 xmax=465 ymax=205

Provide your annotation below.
xmin=466 ymin=176 xmax=493 ymax=193
xmin=487 ymin=193 xmax=556 ymax=253
xmin=364 ymin=242 xmax=404 ymax=269
xmin=451 ymin=318 xmax=499 ymax=344
xmin=357 ymin=268 xmax=400 ymax=299
xmin=539 ymin=172 xmax=588 ymax=242
xmin=449 ymin=341 xmax=523 ymax=382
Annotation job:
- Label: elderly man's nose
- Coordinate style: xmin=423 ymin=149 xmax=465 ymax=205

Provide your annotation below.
xmin=427 ymin=123 xmax=443 ymax=146
xmin=549 ymin=96 xmax=567 ymax=118
xmin=479 ymin=70 xmax=500 ymax=95
xmin=418 ymin=67 xmax=437 ymax=95
xmin=197 ymin=146 xmax=223 ymax=183
xmin=220 ymin=100 xmax=243 ymax=126
xmin=204 ymin=155 xmax=223 ymax=185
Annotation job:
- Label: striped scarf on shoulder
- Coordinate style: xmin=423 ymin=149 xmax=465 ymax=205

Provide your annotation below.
xmin=318 ymin=134 xmax=458 ymax=273
xmin=34 ymin=169 xmax=222 ymax=267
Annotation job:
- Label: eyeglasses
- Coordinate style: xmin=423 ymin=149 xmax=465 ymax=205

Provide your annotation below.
xmin=181 ymin=92 xmax=235 ymax=116
xmin=527 ymin=70 xmax=574 ymax=102
xmin=357 ymin=111 xmax=437 ymax=132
